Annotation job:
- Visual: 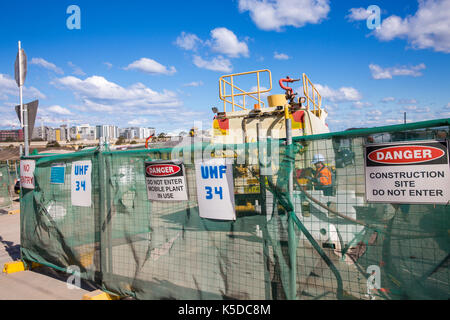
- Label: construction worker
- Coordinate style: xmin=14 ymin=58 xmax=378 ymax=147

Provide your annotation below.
xmin=310 ymin=154 xmax=333 ymax=196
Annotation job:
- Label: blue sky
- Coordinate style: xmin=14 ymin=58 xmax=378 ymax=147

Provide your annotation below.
xmin=0 ymin=0 xmax=449 ymax=134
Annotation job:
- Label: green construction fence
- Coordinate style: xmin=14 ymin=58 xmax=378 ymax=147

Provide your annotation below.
xmin=18 ymin=118 xmax=450 ymax=300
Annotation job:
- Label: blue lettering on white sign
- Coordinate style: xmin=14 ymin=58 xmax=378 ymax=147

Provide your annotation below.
xmin=205 ymin=186 xmax=223 ymax=200
xmin=201 ymin=165 xmax=227 ymax=201
xmin=71 ymin=160 xmax=92 ymax=207
xmin=201 ymin=165 xmax=227 ymax=179
xmin=74 ymin=165 xmax=89 ymax=175
xmin=75 ymin=180 xmax=86 ymax=191
xmin=196 ymin=161 xmax=235 ymax=220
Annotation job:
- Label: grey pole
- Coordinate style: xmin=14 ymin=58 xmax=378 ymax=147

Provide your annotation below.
xmin=285 ymin=107 xmax=297 ymax=300
xmin=18 ymin=41 xmax=29 ymax=156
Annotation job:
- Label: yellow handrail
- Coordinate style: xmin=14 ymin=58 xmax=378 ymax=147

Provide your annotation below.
xmin=219 ymin=69 xmax=272 ymax=112
xmin=302 ymin=73 xmax=322 ymax=115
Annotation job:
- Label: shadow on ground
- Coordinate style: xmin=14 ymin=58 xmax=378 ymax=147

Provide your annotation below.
xmin=0 ymin=235 xmax=20 ymax=260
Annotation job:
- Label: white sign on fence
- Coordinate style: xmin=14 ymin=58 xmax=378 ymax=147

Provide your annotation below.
xmin=195 ymin=159 xmax=236 ymax=220
xmin=71 ymin=160 xmax=92 ymax=207
xmin=145 ymin=161 xmax=188 ymax=201
xmin=20 ymin=160 xmax=35 ymax=189
xmin=365 ymin=140 xmax=450 ymax=204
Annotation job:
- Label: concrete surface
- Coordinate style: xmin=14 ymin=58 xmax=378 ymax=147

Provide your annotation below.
xmin=0 ymin=198 xmax=96 ymax=300
xmin=0 ymin=200 xmax=20 ymax=266
xmin=0 ymin=270 xmax=91 ymax=300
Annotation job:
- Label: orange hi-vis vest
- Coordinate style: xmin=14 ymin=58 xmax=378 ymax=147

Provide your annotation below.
xmin=315 ymin=166 xmax=332 ymax=186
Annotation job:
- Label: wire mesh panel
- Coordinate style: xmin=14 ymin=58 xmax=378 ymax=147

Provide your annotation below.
xmin=20 ymin=150 xmax=101 ymax=282
xmin=0 ymin=164 xmax=12 ymax=208
xmin=18 ymin=119 xmax=450 ymax=300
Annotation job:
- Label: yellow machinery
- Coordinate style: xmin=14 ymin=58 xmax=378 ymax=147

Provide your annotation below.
xmin=212 ymin=69 xmax=334 ymax=212
xmin=213 ymin=69 xmax=329 ymax=144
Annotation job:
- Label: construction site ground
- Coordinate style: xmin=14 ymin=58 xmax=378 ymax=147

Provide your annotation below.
xmin=0 ymin=197 xmax=97 ymax=300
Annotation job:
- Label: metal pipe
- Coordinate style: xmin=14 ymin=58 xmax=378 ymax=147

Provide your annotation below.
xmin=257 ymin=122 xmax=271 ymax=298
xmin=231 ymin=76 xmax=235 ymax=112
xmin=18 ymin=41 xmax=29 ymax=156
xmin=257 ymin=72 xmax=261 ymax=109
xmin=285 ymin=106 xmax=297 ymax=300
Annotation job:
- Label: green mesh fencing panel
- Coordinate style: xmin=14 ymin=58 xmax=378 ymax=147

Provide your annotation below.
xmin=19 ymin=119 xmax=450 ymax=300
xmin=0 ymin=164 xmax=12 ymax=208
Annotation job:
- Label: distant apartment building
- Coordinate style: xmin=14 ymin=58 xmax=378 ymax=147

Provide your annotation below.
xmin=32 ymin=126 xmax=50 ymax=140
xmin=47 ymin=128 xmax=56 ymax=142
xmin=0 ymin=129 xmax=23 ymax=142
xmin=60 ymin=125 xmax=68 ymax=141
xmin=96 ymin=125 xmax=119 ymax=140
xmin=74 ymin=124 xmax=96 ymax=140
xmin=18 ymin=124 xmax=155 ymax=142
xmin=120 ymin=127 xmax=155 ymax=139
xmin=140 ymin=127 xmax=155 ymax=139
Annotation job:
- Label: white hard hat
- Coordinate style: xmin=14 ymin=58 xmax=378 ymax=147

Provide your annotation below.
xmin=312 ymin=154 xmax=325 ymax=164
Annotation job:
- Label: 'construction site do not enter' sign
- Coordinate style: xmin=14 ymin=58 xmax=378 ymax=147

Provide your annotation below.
xmin=365 ymin=140 xmax=450 ymax=204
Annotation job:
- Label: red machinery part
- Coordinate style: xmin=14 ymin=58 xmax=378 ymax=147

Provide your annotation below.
xmin=145 ymin=135 xmax=154 ymax=149
xmin=292 ymin=110 xmax=305 ymax=123
xmin=279 ymin=76 xmax=296 ymax=96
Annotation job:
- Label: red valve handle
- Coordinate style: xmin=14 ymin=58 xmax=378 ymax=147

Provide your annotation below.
xmin=279 ymin=76 xmax=299 ymax=96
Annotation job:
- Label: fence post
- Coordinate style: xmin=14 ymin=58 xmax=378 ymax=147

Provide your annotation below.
xmin=257 ymin=122 xmax=272 ymax=299
xmin=285 ymin=106 xmax=297 ymax=300
xmin=97 ymin=150 xmax=109 ymax=284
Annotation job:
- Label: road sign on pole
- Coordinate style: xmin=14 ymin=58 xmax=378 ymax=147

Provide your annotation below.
xmin=15 ymin=100 xmax=39 ymax=141
xmin=14 ymin=41 xmax=29 ymax=156
xmin=14 ymin=46 xmax=27 ymax=87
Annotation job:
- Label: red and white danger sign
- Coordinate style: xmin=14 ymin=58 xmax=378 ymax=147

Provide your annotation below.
xmin=365 ymin=140 xmax=450 ymax=204
xmin=145 ymin=161 xmax=188 ymax=201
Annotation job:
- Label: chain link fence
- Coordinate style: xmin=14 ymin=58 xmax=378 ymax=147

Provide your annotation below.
xmin=19 ymin=118 xmax=450 ymax=300
xmin=0 ymin=164 xmax=13 ymax=209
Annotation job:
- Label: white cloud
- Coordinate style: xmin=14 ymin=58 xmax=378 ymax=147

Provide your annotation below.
xmin=346 ymin=7 xmax=371 ymax=21
xmin=397 ymin=98 xmax=418 ymax=105
xmin=403 ymin=105 xmax=418 ymax=111
xmin=250 ymin=86 xmax=270 ymax=96
xmin=104 ymin=62 xmax=113 ymax=69
xmin=404 ymin=105 xmax=431 ymax=113
xmin=238 ymin=0 xmax=330 ymax=31
xmin=128 ymin=118 xmax=148 ymax=126
xmin=208 ymin=28 xmax=249 ymax=58
xmin=314 ymin=84 xmax=362 ymax=102
xmin=30 ymin=58 xmax=64 ymax=75
xmin=53 ymin=75 xmax=181 ymax=112
xmin=183 ymin=81 xmax=204 ymax=87
xmin=124 ymin=58 xmax=176 ymax=75
xmin=439 ymin=111 xmax=450 ymax=117
xmin=0 ymin=73 xmax=46 ymax=100
xmin=367 ymin=109 xmax=382 ymax=116
xmin=274 ymin=52 xmax=289 ymax=60
xmin=369 ymin=63 xmax=426 ymax=79
xmin=192 ymin=55 xmax=232 ymax=72
xmin=353 ymin=101 xmax=372 ymax=108
xmin=446 ymin=102 xmax=450 ymax=109
xmin=373 ymin=0 xmax=450 ymax=53
xmin=175 ymin=32 xmax=203 ymax=51
xmin=381 ymin=97 xmax=396 ymax=103
xmin=47 ymin=105 xmax=73 ymax=115
xmin=68 ymin=62 xmax=86 ymax=76
xmin=0 ymin=118 xmax=20 ymax=128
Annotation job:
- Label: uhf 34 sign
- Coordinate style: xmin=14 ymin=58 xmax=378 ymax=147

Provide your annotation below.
xmin=365 ymin=140 xmax=450 ymax=204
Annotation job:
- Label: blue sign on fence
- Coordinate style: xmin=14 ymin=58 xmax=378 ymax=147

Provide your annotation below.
xmin=50 ymin=164 xmax=65 ymax=184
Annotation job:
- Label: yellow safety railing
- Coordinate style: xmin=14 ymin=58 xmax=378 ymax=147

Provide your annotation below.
xmin=219 ymin=69 xmax=272 ymax=112
xmin=302 ymin=73 xmax=322 ymax=116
